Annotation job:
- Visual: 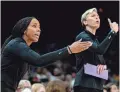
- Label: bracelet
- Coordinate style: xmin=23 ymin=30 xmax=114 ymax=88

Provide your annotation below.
xmin=67 ymin=45 xmax=72 ymax=54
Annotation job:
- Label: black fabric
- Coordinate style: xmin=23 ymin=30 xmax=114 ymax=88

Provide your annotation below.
xmin=95 ymin=39 xmax=106 ymax=64
xmin=1 ymin=37 xmax=69 ymax=90
xmin=1 ymin=81 xmax=15 ymax=92
xmin=74 ymin=86 xmax=103 ymax=92
xmin=1 ymin=35 xmax=13 ymax=53
xmin=74 ymin=30 xmax=116 ymax=90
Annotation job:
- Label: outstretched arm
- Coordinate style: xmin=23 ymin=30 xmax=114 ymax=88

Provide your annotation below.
xmin=10 ymin=40 xmax=92 ymax=67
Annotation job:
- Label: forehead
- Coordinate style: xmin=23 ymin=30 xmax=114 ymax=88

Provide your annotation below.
xmin=111 ymin=85 xmax=117 ymax=88
xmin=39 ymin=87 xmax=45 ymax=89
xmin=87 ymin=11 xmax=98 ymax=17
xmin=30 ymin=18 xmax=40 ymax=25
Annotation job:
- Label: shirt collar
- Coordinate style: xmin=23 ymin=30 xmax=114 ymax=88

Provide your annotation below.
xmin=84 ymin=29 xmax=98 ymax=39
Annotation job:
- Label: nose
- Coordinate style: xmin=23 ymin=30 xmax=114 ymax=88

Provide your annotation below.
xmin=96 ymin=16 xmax=99 ymax=19
xmin=96 ymin=17 xmax=98 ymax=19
xmin=37 ymin=28 xmax=41 ymax=32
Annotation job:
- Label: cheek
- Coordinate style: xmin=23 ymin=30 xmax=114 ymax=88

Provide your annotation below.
xmin=27 ymin=29 xmax=35 ymax=36
xmin=39 ymin=88 xmax=45 ymax=92
xmin=87 ymin=19 xmax=94 ymax=24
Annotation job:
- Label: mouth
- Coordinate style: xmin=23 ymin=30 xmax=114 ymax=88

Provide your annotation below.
xmin=34 ymin=34 xmax=40 ymax=38
xmin=96 ymin=21 xmax=100 ymax=24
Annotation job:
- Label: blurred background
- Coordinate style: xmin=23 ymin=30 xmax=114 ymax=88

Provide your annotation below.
xmin=1 ymin=1 xmax=119 ymax=91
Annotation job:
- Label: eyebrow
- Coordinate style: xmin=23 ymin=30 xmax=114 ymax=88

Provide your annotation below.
xmin=32 ymin=23 xmax=40 ymax=27
xmin=91 ymin=13 xmax=99 ymax=16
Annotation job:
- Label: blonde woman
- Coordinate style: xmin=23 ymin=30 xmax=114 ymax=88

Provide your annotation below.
xmin=32 ymin=83 xmax=46 ymax=92
xmin=16 ymin=80 xmax=32 ymax=92
xmin=74 ymin=8 xmax=118 ymax=92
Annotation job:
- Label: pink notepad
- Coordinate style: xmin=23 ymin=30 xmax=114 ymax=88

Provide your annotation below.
xmin=84 ymin=63 xmax=108 ymax=80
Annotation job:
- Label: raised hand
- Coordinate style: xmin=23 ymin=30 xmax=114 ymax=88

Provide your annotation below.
xmin=108 ymin=18 xmax=118 ymax=33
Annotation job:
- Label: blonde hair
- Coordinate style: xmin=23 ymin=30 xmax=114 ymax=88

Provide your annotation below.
xmin=46 ymin=80 xmax=66 ymax=92
xmin=32 ymin=83 xmax=46 ymax=92
xmin=81 ymin=8 xmax=97 ymax=26
xmin=17 ymin=80 xmax=31 ymax=89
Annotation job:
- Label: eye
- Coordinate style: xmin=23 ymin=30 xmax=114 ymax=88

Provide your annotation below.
xmin=32 ymin=25 xmax=37 ymax=28
xmin=97 ymin=15 xmax=100 ymax=18
xmin=91 ymin=15 xmax=95 ymax=17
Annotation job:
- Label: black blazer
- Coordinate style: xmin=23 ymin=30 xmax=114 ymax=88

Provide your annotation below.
xmin=74 ymin=30 xmax=116 ymax=90
xmin=1 ymin=37 xmax=69 ymax=90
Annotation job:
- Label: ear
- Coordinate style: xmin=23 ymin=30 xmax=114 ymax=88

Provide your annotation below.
xmin=24 ymin=30 xmax=27 ymax=34
xmin=83 ymin=20 xmax=88 ymax=26
xmin=23 ymin=30 xmax=28 ymax=37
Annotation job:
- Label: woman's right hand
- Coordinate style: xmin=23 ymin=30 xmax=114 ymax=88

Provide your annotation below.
xmin=68 ymin=40 xmax=92 ymax=54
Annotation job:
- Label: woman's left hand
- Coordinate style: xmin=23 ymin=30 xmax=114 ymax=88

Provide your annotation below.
xmin=97 ymin=64 xmax=107 ymax=74
xmin=108 ymin=18 xmax=118 ymax=33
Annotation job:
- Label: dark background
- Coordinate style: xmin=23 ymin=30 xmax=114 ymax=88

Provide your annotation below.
xmin=1 ymin=1 xmax=119 ymax=74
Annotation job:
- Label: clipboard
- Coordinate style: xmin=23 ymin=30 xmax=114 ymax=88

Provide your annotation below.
xmin=84 ymin=63 xmax=108 ymax=80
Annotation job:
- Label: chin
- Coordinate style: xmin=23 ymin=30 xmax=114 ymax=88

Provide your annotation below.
xmin=97 ymin=24 xmax=100 ymax=27
xmin=96 ymin=26 xmax=100 ymax=29
xmin=34 ymin=40 xmax=38 ymax=42
xmin=94 ymin=25 xmax=100 ymax=29
xmin=33 ymin=39 xmax=39 ymax=42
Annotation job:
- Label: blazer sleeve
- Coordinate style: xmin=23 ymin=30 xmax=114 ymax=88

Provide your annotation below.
xmin=9 ymin=42 xmax=69 ymax=67
xmin=76 ymin=30 xmax=117 ymax=55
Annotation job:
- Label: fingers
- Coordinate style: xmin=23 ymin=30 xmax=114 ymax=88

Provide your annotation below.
xmin=88 ymin=42 xmax=93 ymax=46
xmin=76 ymin=40 xmax=92 ymax=51
xmin=97 ymin=65 xmax=102 ymax=74
xmin=97 ymin=65 xmax=106 ymax=74
xmin=81 ymin=46 xmax=89 ymax=51
xmin=108 ymin=18 xmax=112 ymax=25
xmin=78 ymin=43 xmax=92 ymax=52
xmin=108 ymin=18 xmax=118 ymax=33
xmin=70 ymin=40 xmax=93 ymax=53
xmin=77 ymin=40 xmax=92 ymax=45
xmin=79 ymin=41 xmax=92 ymax=47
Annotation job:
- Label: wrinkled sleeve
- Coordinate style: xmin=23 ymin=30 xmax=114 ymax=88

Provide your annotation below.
xmin=76 ymin=31 xmax=116 ymax=55
xmin=10 ymin=42 xmax=69 ymax=67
